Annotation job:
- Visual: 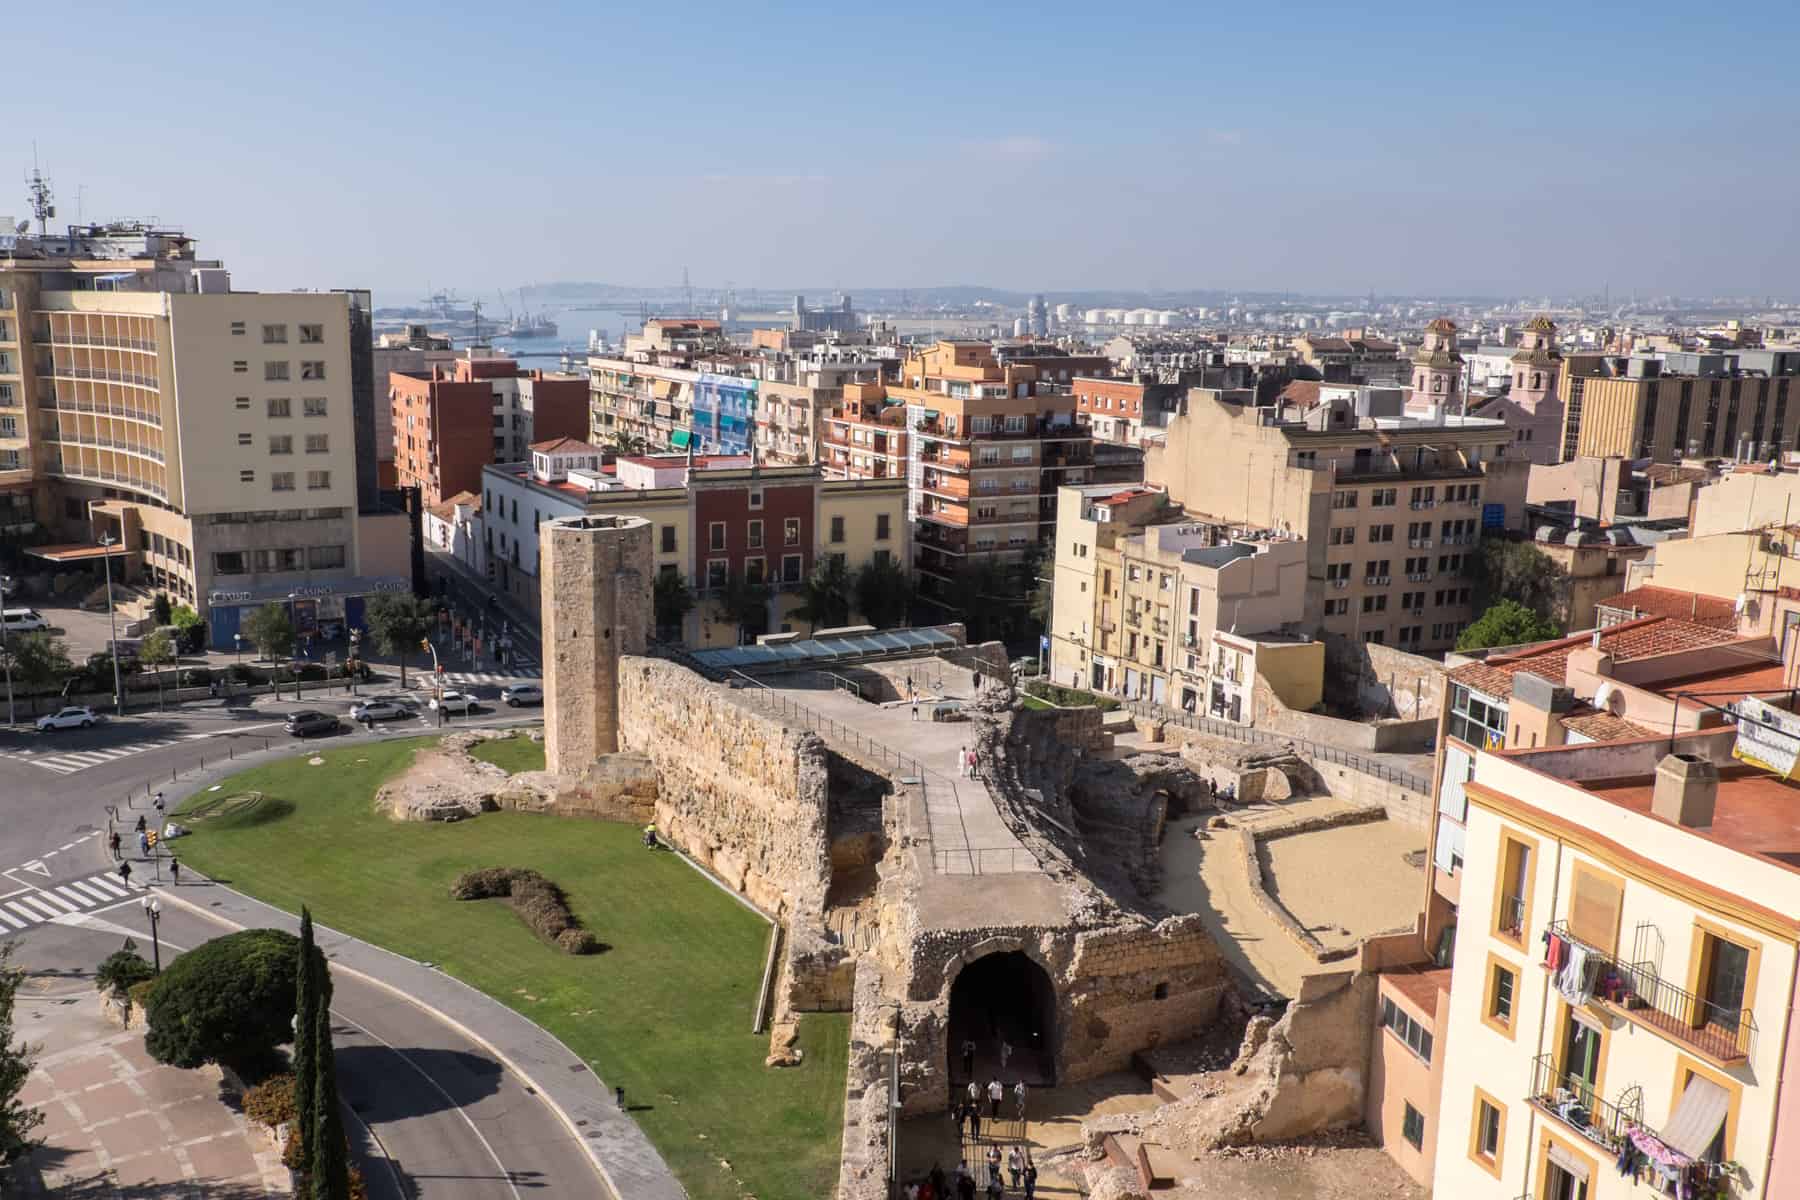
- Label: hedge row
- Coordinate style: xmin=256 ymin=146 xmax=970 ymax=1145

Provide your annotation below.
xmin=449 ymin=867 xmax=603 ymax=955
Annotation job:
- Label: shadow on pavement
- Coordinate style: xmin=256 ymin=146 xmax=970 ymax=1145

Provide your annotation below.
xmin=335 ymin=1043 xmax=505 ymax=1122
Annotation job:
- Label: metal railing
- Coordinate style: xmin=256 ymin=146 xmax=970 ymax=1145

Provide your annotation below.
xmin=1123 ymin=698 xmax=1430 ymax=793
xmin=1498 ymin=893 xmax=1526 ymax=938
xmin=1544 ymin=920 xmax=1755 ymax=1063
xmin=1526 ymin=1054 xmax=1637 ymax=1155
xmin=932 ymin=846 xmax=1033 ymax=873
xmin=51 ymin=363 xmax=159 ymax=389
xmin=42 ymin=394 xmax=162 ymax=425
xmin=50 ymin=332 xmax=156 ymax=352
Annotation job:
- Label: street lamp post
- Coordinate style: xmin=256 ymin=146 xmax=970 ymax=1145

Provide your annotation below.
xmin=0 ymin=574 xmax=15 ymax=727
xmin=141 ymin=896 xmax=162 ymax=972
xmin=232 ymin=632 xmax=243 ymax=699
xmin=99 ymin=533 xmax=125 ymax=715
xmin=421 ymin=637 xmax=444 ymax=724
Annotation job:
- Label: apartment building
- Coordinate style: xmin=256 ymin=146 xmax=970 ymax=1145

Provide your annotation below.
xmin=820 ymin=381 xmax=909 ymax=482
xmin=0 ymin=219 xmax=408 ymax=648
xmin=1148 ymin=385 xmax=1529 ymax=653
xmin=588 ymin=319 xmax=742 ymax=453
xmin=1433 ymin=729 xmax=1800 ymax=1200
xmin=892 ymin=340 xmax=1106 ymax=607
xmin=389 ymin=348 xmax=587 ymax=507
xmin=480 ymin=450 xmax=907 ymax=642
xmin=1557 ymin=351 xmax=1800 ymax=465
xmin=1048 ymin=483 xmax=1314 ymax=713
xmin=371 ymin=323 xmax=457 ymax=475
xmin=1072 ymin=376 xmax=1191 ymax=447
xmin=755 ymin=354 xmax=885 ymax=466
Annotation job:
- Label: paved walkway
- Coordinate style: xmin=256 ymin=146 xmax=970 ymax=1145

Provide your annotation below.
xmin=764 ymin=681 xmax=1037 ymax=875
xmin=15 ymin=985 xmax=287 ymax=1196
xmin=151 ymin=877 xmax=687 ymax=1200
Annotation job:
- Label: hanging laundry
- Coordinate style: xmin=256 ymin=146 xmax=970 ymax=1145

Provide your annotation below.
xmin=1557 ymin=944 xmax=1595 ymax=1005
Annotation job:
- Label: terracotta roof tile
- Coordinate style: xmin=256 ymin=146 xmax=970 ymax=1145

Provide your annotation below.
xmin=1597 ymin=586 xmax=1738 ymax=630
xmin=1560 ymin=709 xmax=1654 ymax=742
xmin=1448 ymin=614 xmax=1745 ymax=699
xmin=529 ymin=436 xmax=601 ymax=454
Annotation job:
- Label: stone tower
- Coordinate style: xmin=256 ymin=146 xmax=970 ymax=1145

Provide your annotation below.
xmin=1504 ymin=316 xmax=1565 ymax=465
xmin=1411 ymin=317 xmax=1464 ymax=411
xmin=540 ymin=514 xmax=653 ymax=776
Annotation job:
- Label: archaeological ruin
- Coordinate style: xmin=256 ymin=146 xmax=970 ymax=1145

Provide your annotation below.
xmin=531 ymin=512 xmax=1440 ymax=1197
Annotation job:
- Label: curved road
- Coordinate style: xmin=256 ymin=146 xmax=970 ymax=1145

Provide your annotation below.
xmin=0 ymin=697 xmax=609 ymax=1199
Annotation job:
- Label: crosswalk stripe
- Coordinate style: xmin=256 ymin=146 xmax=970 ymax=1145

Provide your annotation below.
xmin=65 ymin=881 xmax=111 ymax=905
xmin=17 ymin=896 xmax=61 ymax=920
xmin=35 ymin=891 xmax=79 ymax=914
xmin=0 ymin=908 xmax=24 ymax=930
xmin=87 ymin=875 xmax=129 ymax=898
xmin=4 ymin=901 xmax=41 ymax=925
xmin=50 ymin=886 xmax=93 ymax=908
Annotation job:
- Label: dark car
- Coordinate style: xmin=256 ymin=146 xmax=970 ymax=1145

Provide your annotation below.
xmin=285 ymin=710 xmax=340 ymax=738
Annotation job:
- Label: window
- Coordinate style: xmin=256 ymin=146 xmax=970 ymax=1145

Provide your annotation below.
xmin=230 ymin=321 xmax=246 ymax=336
xmin=748 ymin=489 xmax=763 ymax=510
xmin=782 ymin=553 xmax=803 ymax=583
xmin=0 ymin=385 xmax=12 ymax=407
xmin=1332 ymin=490 xmax=1358 ymax=510
xmin=306 ymin=470 xmax=330 ymax=490
xmin=305 ymin=434 xmax=329 ymax=454
xmin=784 ymin=517 xmax=800 ymax=546
xmin=1469 ymin=1093 xmax=1504 ymax=1176
xmin=830 ymin=515 xmax=845 ymax=543
xmin=706 ymin=559 xmax=728 ymax=590
xmin=239 ymin=469 xmax=256 ymax=483
xmin=709 ymin=521 xmax=726 ymax=552
xmin=308 ymin=544 xmax=346 ymax=570
xmin=267 ymin=397 xmax=291 ymax=419
xmin=1371 ymin=487 xmax=1396 ymax=507
xmin=744 ymin=556 xmax=766 ymax=585
xmin=876 ymin=513 xmax=891 ymax=540
xmin=269 ymin=435 xmax=293 ymax=455
xmin=234 ymin=396 xmax=251 ymax=410
xmin=271 ymin=472 xmax=296 ymax=492
xmin=262 ymin=324 xmax=287 ymax=344
xmin=1370 ymin=524 xmax=1395 ymax=543
xmin=660 ymin=525 xmax=677 ymax=553
xmin=265 ymin=361 xmax=290 ymax=382
xmin=1380 ymin=996 xmax=1433 ymax=1063
xmin=213 ymin=551 xmax=248 ymax=574
xmin=303 ymin=396 xmax=328 ymax=417
xmin=747 ymin=519 xmax=764 ymax=549
xmin=1494 ymin=832 xmax=1534 ymax=943
xmin=1362 ymin=594 xmax=1387 ymax=613
xmin=1325 ymin=598 xmax=1349 ymax=616
xmin=1694 ymin=924 xmax=1755 ymax=1045
xmin=1401 ymin=1103 xmax=1424 ymax=1150
xmin=237 ymin=432 xmax=253 ymax=446
xmin=233 ymin=360 xmax=249 ymax=373
xmin=1484 ymin=957 xmax=1517 ymax=1036
xmin=299 ymin=324 xmax=324 ymax=344
xmin=1330 ymin=527 xmax=1356 ymax=545
xmin=300 ymin=361 xmax=325 ymax=381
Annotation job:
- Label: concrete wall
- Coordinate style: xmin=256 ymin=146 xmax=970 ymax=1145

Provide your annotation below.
xmin=616 ymin=655 xmax=831 ymax=921
xmin=1322 ymin=634 xmax=1446 ymax=721
xmin=1251 ymin=671 xmax=1436 ymax=753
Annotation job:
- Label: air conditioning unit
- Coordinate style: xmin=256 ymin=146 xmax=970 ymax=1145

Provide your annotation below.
xmin=1377 ymin=575 xmax=1391 ymax=585
xmin=1424 ymin=499 xmax=1437 ymax=508
xmin=1408 ymin=538 xmax=1421 ymax=548
xmin=1331 ymin=578 xmax=1348 ymax=590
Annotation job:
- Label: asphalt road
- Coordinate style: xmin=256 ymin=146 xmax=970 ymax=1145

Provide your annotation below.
xmin=0 ymin=692 xmax=600 ymax=1199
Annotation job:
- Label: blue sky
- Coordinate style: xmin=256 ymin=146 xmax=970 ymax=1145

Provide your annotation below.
xmin=9 ymin=0 xmax=1798 ymax=302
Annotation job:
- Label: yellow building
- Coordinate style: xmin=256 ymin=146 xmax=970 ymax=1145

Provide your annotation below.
xmin=1557 ymin=354 xmax=1800 ymax=463
xmin=1434 ymin=733 xmax=1800 ymax=1199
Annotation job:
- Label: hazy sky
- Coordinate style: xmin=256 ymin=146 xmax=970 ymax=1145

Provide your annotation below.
xmin=10 ymin=0 xmax=1799 ymax=304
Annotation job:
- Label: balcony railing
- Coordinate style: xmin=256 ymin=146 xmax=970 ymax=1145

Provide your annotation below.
xmin=50 ymin=332 xmax=156 ymax=352
xmin=1498 ymin=893 xmax=1526 ymax=938
xmin=42 ymin=395 xmax=162 ymax=426
xmin=1526 ymin=1054 xmax=1637 ymax=1155
xmin=1543 ymin=921 xmax=1755 ymax=1064
xmin=50 ymin=363 xmax=159 ymax=389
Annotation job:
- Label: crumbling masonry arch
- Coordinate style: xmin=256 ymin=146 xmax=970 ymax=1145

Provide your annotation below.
xmin=943 ymin=938 xmax=1059 ymax=1088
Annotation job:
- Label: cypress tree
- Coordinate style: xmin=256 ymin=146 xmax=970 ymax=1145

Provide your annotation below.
xmin=310 ymin=998 xmax=349 ymax=1200
xmin=292 ymin=908 xmax=317 ymax=1161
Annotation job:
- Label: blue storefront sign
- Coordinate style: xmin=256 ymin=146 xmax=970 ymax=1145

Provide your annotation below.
xmin=205 ymin=576 xmax=411 ymax=651
xmin=1481 ymin=503 xmax=1506 ymax=529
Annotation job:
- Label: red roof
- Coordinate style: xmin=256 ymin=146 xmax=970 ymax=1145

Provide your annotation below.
xmin=1280 ymin=380 xmax=1323 ymax=409
xmin=1596 ymin=586 xmax=1737 ymax=630
xmin=1449 ymin=614 xmax=1745 ymax=699
xmin=1093 ymin=487 xmax=1158 ymax=508
xmin=530 ymin=436 xmax=601 ymax=454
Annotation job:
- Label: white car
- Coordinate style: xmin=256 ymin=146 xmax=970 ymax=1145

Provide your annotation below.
xmin=37 ymin=706 xmax=98 ymax=732
xmin=501 ymin=683 xmax=543 ymax=707
xmin=431 ymin=690 xmax=477 ymax=714
xmin=350 ymin=699 xmax=410 ymax=723
xmin=1 ymin=608 xmax=50 ymax=633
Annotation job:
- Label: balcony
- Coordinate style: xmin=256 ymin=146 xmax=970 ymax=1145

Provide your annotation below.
xmin=922 ymin=474 xmax=970 ymax=500
xmin=1125 ymin=610 xmax=1143 ymax=629
xmin=41 ymin=430 xmax=165 ymax=463
xmin=42 ymin=394 xmax=162 ymax=426
xmin=1525 ymin=1054 xmax=1635 ymax=1156
xmin=50 ymin=363 xmax=159 ymax=389
xmin=50 ymin=331 xmax=156 ymax=352
xmin=919 ymin=444 xmax=971 ymax=469
xmin=1498 ymin=893 xmax=1526 ymax=939
xmin=1543 ymin=921 xmax=1755 ymax=1065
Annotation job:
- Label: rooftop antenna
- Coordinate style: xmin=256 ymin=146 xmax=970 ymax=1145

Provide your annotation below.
xmin=26 ymin=156 xmax=54 ymax=236
xmin=682 ymin=267 xmax=694 ymax=316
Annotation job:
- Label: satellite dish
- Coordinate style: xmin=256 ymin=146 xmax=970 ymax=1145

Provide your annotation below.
xmin=12 ymin=220 xmax=27 ymax=235
xmin=1593 ymin=682 xmax=1621 ymax=714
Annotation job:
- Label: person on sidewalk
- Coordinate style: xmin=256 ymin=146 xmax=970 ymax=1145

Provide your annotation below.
xmin=987 ymin=1077 xmax=1003 ymax=1120
xmin=108 ymin=831 xmax=121 ymax=861
xmin=153 ymin=791 xmax=165 ymax=819
xmin=169 ymin=856 xmax=181 ymax=886
xmin=1022 ymin=1153 xmax=1037 ymax=1199
xmin=134 ymin=814 xmax=146 ymax=835
xmin=117 ymin=860 xmax=132 ymax=888
xmin=967 ymin=1099 xmax=981 ymax=1142
xmin=931 ymin=1162 xmax=948 ymax=1200
xmin=999 ymin=1039 xmax=1012 ymax=1071
xmin=137 ymin=831 xmax=148 ymax=859
xmin=1008 ymin=1146 xmax=1024 ymax=1190
xmin=985 ymin=1143 xmax=1001 ymax=1187
xmin=1013 ymin=1080 xmax=1028 ymax=1120
xmin=958 ymin=744 xmax=968 ymax=777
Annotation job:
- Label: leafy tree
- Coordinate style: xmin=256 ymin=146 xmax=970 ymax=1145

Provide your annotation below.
xmin=0 ymin=941 xmax=43 ymax=1166
xmin=170 ymin=603 xmax=206 ymax=654
xmin=1456 ymin=599 xmax=1563 ymax=652
xmin=309 ymin=999 xmax=350 ymax=1200
xmin=144 ymin=929 xmax=300 ymax=1075
xmin=853 ymin=555 xmax=912 ymax=629
xmin=139 ymin=629 xmax=175 ymax=711
xmin=363 ymin=593 xmax=434 ymax=686
xmin=941 ymin=558 xmax=1014 ymax=644
xmin=151 ymin=591 xmax=173 ymax=627
xmin=243 ymin=603 xmax=295 ymax=663
xmin=0 ymin=632 xmax=72 ymax=706
xmin=793 ymin=556 xmax=852 ymax=635
xmin=95 ymin=945 xmax=156 ymax=995
xmin=652 ymin=570 xmax=695 ymax=642
xmin=1474 ymin=536 xmax=1568 ymax=622
xmin=711 ymin=568 xmax=771 ymax=645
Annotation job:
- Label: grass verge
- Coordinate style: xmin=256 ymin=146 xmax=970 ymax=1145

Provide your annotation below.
xmin=173 ymin=737 xmax=846 ymax=1200
xmin=467 ymin=733 xmax=546 ymax=775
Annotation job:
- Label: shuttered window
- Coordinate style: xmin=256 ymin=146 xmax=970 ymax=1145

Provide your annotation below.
xmin=1569 ymin=863 xmax=1624 ymax=953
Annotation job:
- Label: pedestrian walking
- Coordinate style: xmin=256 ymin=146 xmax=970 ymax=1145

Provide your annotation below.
xmin=987 ymin=1077 xmax=1003 ymax=1120
xmin=958 ymin=744 xmax=969 ymax=777
xmin=999 ymin=1039 xmax=1012 ymax=1071
xmin=134 ymin=814 xmax=146 ymax=835
xmin=931 ymin=1163 xmax=948 ymax=1200
xmin=967 ymin=1079 xmax=980 ymax=1108
xmin=137 ymin=831 xmax=148 ymax=859
xmin=986 ymin=1176 xmax=1001 ymax=1200
xmin=615 ymin=1086 xmax=625 ymax=1108
xmin=1013 ymin=1080 xmax=1028 ymax=1120
xmin=153 ymin=791 xmax=165 ymax=818
xmin=961 ymin=1037 xmax=976 ymax=1079
xmin=1022 ymin=1154 xmax=1037 ymax=1199
xmin=956 ymin=1162 xmax=976 ymax=1200
xmin=985 ymin=1144 xmax=1001 ymax=1187
xmin=108 ymin=831 xmax=121 ymax=861
xmin=911 ymin=700 xmax=919 ymax=721
xmin=1008 ymin=1146 xmax=1024 ymax=1190
xmin=117 ymin=860 xmax=132 ymax=887
xmin=169 ymin=856 xmax=181 ymax=886
xmin=208 ymin=679 xmax=218 ymax=699
xmin=967 ymin=1101 xmax=981 ymax=1142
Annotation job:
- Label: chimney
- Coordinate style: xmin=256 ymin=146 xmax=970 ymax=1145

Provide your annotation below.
xmin=1652 ymin=754 xmax=1718 ymax=829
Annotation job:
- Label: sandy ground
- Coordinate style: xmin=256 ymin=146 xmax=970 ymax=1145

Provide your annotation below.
xmin=1163 ymin=1144 xmax=1428 ymax=1199
xmin=1153 ymin=816 xmax=1322 ymax=1001
xmin=1258 ymin=820 xmax=1426 ymax=953
xmin=896 ymin=1071 xmax=1160 ymax=1196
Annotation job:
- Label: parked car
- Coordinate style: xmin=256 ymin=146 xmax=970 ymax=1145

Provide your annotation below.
xmin=1 ymin=608 xmax=50 ymax=633
xmin=431 ymin=690 xmax=477 ymax=714
xmin=36 ymin=706 xmax=97 ymax=732
xmin=501 ymin=683 xmax=543 ymax=707
xmin=349 ymin=699 xmax=410 ymax=723
xmin=285 ymin=710 xmax=340 ymax=738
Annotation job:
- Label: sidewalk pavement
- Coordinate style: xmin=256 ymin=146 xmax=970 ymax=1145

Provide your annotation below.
xmin=151 ymin=876 xmax=686 ymax=1200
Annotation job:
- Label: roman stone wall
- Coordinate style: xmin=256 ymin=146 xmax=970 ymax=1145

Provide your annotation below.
xmin=615 ymin=655 xmax=831 ymax=922
xmin=1321 ymin=633 xmax=1446 ymax=721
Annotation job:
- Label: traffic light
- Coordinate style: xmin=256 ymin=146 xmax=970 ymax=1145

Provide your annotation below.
xmin=146 ymin=830 xmax=159 ymax=850
xmin=420 ymin=638 xmax=430 ymax=653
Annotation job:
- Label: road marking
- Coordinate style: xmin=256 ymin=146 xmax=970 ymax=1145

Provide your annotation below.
xmin=17 ymin=896 xmax=62 ymax=920
xmin=4 ymin=902 xmax=41 ymax=925
xmin=66 ymin=880 xmax=113 ymax=904
xmin=49 ymin=886 xmax=92 ymax=908
xmin=35 ymin=890 xmax=79 ymax=914
xmin=19 ymin=860 xmax=48 ymax=876
xmin=0 ymin=909 xmax=23 ymax=930
xmin=57 ymin=842 xmax=76 ymax=852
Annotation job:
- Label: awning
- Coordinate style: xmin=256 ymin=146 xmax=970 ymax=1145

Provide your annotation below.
xmin=652 ymin=380 xmax=675 ymax=399
xmin=670 ymin=429 xmax=692 ymax=449
xmin=1545 ymin=1140 xmax=1591 ymax=1181
xmin=27 ymin=542 xmax=132 ymax=563
xmin=1660 ymin=1074 xmax=1730 ymax=1159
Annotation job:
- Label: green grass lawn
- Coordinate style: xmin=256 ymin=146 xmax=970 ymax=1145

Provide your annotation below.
xmin=173 ymin=738 xmax=847 ymax=1200
xmin=467 ymin=733 xmax=546 ymax=775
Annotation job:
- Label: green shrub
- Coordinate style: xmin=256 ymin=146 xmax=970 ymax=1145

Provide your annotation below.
xmin=296 ymin=663 xmax=328 ymax=682
xmin=243 ymin=1073 xmax=296 ymax=1128
xmin=95 ymin=948 xmax=156 ymax=995
xmin=449 ymin=867 xmax=602 ymax=955
xmin=179 ymin=666 xmax=214 ymax=687
xmin=127 ymin=978 xmax=158 ymax=1009
xmin=143 ymin=928 xmax=302 ymax=1074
